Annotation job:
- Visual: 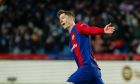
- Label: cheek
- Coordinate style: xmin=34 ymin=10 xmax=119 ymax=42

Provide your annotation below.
xmin=66 ymin=18 xmax=70 ymax=25
xmin=64 ymin=19 xmax=67 ymax=23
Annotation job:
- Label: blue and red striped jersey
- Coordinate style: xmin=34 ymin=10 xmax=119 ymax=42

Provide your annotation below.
xmin=69 ymin=22 xmax=104 ymax=68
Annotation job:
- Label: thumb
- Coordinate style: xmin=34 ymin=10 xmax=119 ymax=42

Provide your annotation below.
xmin=105 ymin=23 xmax=111 ymax=29
xmin=108 ymin=23 xmax=112 ymax=27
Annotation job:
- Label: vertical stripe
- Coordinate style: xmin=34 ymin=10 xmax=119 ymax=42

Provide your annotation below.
xmin=71 ymin=32 xmax=83 ymax=67
xmin=92 ymin=53 xmax=100 ymax=69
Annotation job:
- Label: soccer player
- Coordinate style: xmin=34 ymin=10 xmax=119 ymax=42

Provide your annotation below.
xmin=57 ymin=10 xmax=115 ymax=84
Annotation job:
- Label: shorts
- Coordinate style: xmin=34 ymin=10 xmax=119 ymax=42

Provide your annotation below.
xmin=67 ymin=65 xmax=104 ymax=84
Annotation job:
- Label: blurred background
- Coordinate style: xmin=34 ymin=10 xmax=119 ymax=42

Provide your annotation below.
xmin=0 ymin=0 xmax=140 ymax=84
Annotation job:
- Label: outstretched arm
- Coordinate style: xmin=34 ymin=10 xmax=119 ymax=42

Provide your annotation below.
xmin=76 ymin=22 xmax=115 ymax=35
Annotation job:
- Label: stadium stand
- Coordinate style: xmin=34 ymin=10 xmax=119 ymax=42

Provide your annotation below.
xmin=0 ymin=0 xmax=140 ymax=60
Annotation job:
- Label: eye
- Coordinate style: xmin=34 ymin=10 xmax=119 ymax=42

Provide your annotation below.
xmin=61 ymin=16 xmax=65 ymax=19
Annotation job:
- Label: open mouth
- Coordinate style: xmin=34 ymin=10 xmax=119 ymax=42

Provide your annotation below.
xmin=62 ymin=23 xmax=65 ymax=26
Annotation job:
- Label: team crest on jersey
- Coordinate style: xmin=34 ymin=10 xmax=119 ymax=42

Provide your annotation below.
xmin=72 ymin=34 xmax=75 ymax=40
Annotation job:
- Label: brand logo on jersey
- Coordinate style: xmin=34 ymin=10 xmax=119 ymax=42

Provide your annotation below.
xmin=70 ymin=44 xmax=77 ymax=52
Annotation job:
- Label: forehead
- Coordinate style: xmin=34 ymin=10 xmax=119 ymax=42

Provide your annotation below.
xmin=59 ymin=13 xmax=67 ymax=18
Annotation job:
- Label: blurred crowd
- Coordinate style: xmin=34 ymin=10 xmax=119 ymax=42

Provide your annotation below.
xmin=0 ymin=0 xmax=140 ymax=55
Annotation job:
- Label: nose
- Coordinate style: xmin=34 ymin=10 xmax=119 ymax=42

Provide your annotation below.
xmin=60 ymin=20 xmax=64 ymax=25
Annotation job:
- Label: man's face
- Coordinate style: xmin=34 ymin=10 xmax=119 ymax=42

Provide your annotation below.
xmin=59 ymin=13 xmax=73 ymax=30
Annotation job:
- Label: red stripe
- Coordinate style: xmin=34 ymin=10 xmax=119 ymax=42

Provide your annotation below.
xmin=71 ymin=32 xmax=83 ymax=67
xmin=92 ymin=53 xmax=100 ymax=68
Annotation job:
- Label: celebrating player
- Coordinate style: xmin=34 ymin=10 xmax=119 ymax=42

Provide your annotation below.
xmin=57 ymin=9 xmax=115 ymax=84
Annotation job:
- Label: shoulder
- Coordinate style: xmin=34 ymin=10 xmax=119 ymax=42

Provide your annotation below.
xmin=76 ymin=21 xmax=88 ymax=29
xmin=76 ymin=21 xmax=88 ymax=27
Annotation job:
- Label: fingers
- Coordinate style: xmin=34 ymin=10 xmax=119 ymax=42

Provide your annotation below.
xmin=109 ymin=27 xmax=115 ymax=30
xmin=107 ymin=23 xmax=115 ymax=30
xmin=106 ymin=26 xmax=115 ymax=34
xmin=110 ymin=27 xmax=115 ymax=33
xmin=104 ymin=23 xmax=116 ymax=34
xmin=110 ymin=27 xmax=115 ymax=31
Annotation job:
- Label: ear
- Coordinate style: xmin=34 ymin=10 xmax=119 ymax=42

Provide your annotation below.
xmin=70 ymin=16 xmax=75 ymax=21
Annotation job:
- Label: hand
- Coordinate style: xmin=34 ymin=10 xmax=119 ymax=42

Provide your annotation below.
xmin=104 ymin=23 xmax=115 ymax=34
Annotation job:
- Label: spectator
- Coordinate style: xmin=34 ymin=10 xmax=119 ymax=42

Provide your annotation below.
xmin=0 ymin=0 xmax=139 ymax=56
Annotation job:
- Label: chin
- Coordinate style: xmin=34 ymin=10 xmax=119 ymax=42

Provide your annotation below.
xmin=64 ymin=27 xmax=68 ymax=31
xmin=63 ymin=26 xmax=67 ymax=29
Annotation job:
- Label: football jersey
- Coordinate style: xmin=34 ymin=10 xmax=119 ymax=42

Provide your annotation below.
xmin=69 ymin=22 xmax=104 ymax=68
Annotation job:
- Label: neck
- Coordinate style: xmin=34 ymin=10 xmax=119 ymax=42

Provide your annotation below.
xmin=68 ymin=21 xmax=75 ymax=33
